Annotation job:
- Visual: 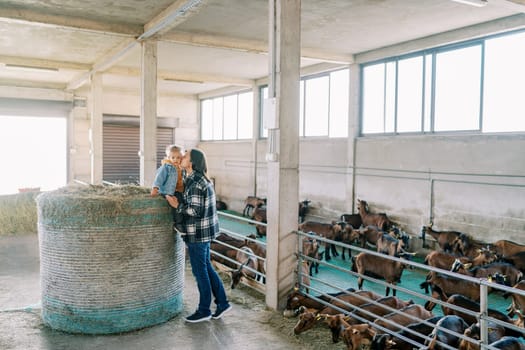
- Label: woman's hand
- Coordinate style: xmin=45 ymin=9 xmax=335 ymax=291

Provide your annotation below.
xmin=166 ymin=195 xmax=179 ymax=208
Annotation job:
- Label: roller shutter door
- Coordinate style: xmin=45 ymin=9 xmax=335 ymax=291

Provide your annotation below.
xmin=103 ymin=124 xmax=174 ymax=184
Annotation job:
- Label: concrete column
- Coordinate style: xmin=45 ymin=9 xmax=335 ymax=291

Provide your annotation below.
xmin=265 ymin=0 xmax=301 ymax=310
xmin=140 ymin=40 xmax=158 ymax=187
xmin=346 ymin=63 xmax=361 ymax=213
xmin=90 ymin=72 xmax=103 ymax=185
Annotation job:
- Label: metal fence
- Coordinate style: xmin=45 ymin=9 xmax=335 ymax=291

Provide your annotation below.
xmin=213 ymin=211 xmax=267 ymax=293
xmin=296 ymin=230 xmax=525 ymax=350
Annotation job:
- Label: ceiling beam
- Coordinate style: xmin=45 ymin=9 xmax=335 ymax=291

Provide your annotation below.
xmin=0 ymin=78 xmax=67 ymax=91
xmin=143 ymin=0 xmax=207 ymax=38
xmin=107 ymin=66 xmax=254 ymax=86
xmin=355 ymin=13 xmax=525 ymax=63
xmin=162 ymin=31 xmax=354 ymax=64
xmin=0 ymin=8 xmax=141 ymax=36
xmin=0 ymin=55 xmax=91 ymax=71
xmin=66 ymin=0 xmax=207 ymax=91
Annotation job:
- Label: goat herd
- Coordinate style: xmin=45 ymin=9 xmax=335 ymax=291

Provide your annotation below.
xmin=212 ymin=197 xmax=525 ymax=349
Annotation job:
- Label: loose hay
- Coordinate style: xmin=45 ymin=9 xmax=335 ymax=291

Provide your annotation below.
xmin=36 ymin=184 xmax=185 ymax=334
xmin=0 ymin=191 xmax=39 ymax=235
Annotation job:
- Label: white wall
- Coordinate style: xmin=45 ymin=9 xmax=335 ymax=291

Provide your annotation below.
xmin=201 ymin=133 xmax=525 ymax=247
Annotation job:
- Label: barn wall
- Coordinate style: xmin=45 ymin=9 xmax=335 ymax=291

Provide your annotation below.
xmin=69 ymin=89 xmax=199 ymax=183
xmin=354 ymin=134 xmax=525 ymax=245
xmin=202 ymin=133 xmax=525 ymax=245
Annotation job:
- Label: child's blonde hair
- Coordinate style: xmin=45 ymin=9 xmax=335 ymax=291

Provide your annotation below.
xmin=165 ymin=144 xmax=183 ymax=157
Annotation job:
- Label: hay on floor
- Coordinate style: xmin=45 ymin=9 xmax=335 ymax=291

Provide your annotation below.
xmin=0 ymin=191 xmax=39 ymax=235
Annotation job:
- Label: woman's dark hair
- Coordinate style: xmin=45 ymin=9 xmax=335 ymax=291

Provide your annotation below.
xmin=190 ymin=148 xmax=210 ymax=181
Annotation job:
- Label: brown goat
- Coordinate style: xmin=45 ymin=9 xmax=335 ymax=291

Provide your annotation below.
xmin=443 ymin=294 xmax=516 ymax=327
xmin=458 ymin=322 xmax=506 ymax=350
xmin=302 ymin=235 xmax=321 ymax=275
xmin=230 ymin=246 xmax=258 ymax=289
xmin=493 ymin=240 xmax=525 ymax=259
xmin=345 ymin=296 xmax=414 ymax=325
xmin=424 ymin=249 xmax=496 ymax=271
xmin=210 ymin=233 xmax=246 ymax=268
xmin=420 ymin=223 xmax=462 ymax=252
xmin=452 ymin=233 xmax=491 ymax=259
xmin=293 ymin=306 xmax=322 ymax=335
xmin=251 ymin=206 xmax=267 ymax=237
xmin=352 ymin=252 xmax=408 ymax=296
xmin=243 ymin=196 xmax=266 ymax=217
xmin=357 ymin=199 xmax=392 ymax=231
xmin=506 ymin=280 xmax=525 ymax=318
xmin=502 ymin=252 xmax=525 ymax=273
xmin=373 ymin=304 xmax=434 ymax=333
xmin=420 ymin=272 xmax=481 ymax=310
xmin=290 ymin=290 xmax=381 ymax=335
xmin=298 ymin=220 xmax=343 ymax=261
xmin=340 ymin=213 xmax=363 ymax=229
xmin=342 ymin=323 xmax=377 ymax=350
xmin=243 ymin=234 xmax=266 ymax=283
xmin=451 ymin=259 xmax=523 ymax=289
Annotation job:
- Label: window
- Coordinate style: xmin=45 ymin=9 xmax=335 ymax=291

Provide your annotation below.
xmin=304 ymin=75 xmax=329 ymax=136
xmin=200 ymin=91 xmax=253 ymax=141
xmin=260 ymin=68 xmax=350 ymax=138
xmin=361 ymin=29 xmax=525 ymax=135
xmin=483 ymin=31 xmax=525 ymax=132
xmin=434 ymin=45 xmax=481 ymax=131
xmin=397 ymin=56 xmax=423 ymax=132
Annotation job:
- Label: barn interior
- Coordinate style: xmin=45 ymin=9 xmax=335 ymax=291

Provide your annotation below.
xmin=1 ymin=0 xmax=525 ymax=348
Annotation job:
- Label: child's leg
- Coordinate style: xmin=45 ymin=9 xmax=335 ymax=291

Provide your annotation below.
xmin=173 ymin=192 xmax=185 ymax=233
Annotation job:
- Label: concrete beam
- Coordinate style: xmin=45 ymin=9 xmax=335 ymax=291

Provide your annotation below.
xmin=143 ymin=0 xmax=207 ymax=38
xmin=0 ymin=8 xmax=140 ymax=36
xmin=356 ymin=13 xmax=525 ymax=63
xmin=0 ymin=55 xmax=91 ymax=71
xmin=106 ymin=65 xmax=254 ymax=86
xmin=66 ymin=0 xmax=207 ymax=91
xmin=163 ymin=31 xmax=354 ymax=64
xmin=0 ymin=79 xmax=66 ymax=91
xmin=0 ymin=85 xmax=73 ymax=101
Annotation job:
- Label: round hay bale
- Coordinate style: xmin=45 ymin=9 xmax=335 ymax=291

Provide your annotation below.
xmin=36 ymin=185 xmax=184 ymax=334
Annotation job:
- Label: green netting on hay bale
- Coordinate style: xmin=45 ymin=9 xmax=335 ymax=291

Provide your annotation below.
xmin=36 ymin=185 xmax=185 ymax=334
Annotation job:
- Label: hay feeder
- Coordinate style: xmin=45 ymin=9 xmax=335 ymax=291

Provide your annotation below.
xmin=36 ymin=185 xmax=184 ymax=334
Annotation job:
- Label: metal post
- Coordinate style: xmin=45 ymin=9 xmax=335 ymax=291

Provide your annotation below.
xmin=297 ymin=231 xmax=304 ymax=290
xmin=480 ymin=282 xmax=488 ymax=348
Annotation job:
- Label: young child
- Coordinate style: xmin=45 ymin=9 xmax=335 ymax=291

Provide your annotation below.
xmin=151 ymin=144 xmax=185 ymax=233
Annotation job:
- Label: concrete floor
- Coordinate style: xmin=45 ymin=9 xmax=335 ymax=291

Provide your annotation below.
xmin=0 ymin=235 xmax=311 ymax=350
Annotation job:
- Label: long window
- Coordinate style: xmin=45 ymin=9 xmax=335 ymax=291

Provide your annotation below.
xmin=200 ymin=91 xmax=253 ymax=141
xmin=260 ymin=68 xmax=349 ymax=138
xmin=361 ymin=29 xmax=525 ymax=134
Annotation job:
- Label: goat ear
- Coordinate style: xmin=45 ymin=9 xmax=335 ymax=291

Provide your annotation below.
xmin=298 ymin=305 xmax=307 ymax=314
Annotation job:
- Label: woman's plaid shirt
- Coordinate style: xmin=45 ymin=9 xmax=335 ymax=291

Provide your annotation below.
xmin=178 ymin=171 xmax=219 ymax=243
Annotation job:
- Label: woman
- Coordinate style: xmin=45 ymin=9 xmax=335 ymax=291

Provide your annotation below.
xmin=166 ymin=149 xmax=231 ymax=323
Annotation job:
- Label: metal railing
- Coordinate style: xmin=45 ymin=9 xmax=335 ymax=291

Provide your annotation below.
xmin=296 ymin=230 xmax=525 ymax=350
xmin=213 ymin=211 xmax=267 ymax=293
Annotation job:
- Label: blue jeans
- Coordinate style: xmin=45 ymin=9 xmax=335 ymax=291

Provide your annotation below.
xmin=186 ymin=242 xmax=229 ymax=315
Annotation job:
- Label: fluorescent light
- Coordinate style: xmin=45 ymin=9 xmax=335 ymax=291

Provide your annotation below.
xmin=4 ymin=64 xmax=59 ymax=72
xmin=450 ymin=0 xmax=488 ymax=7
xmin=163 ymin=78 xmax=204 ymax=84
